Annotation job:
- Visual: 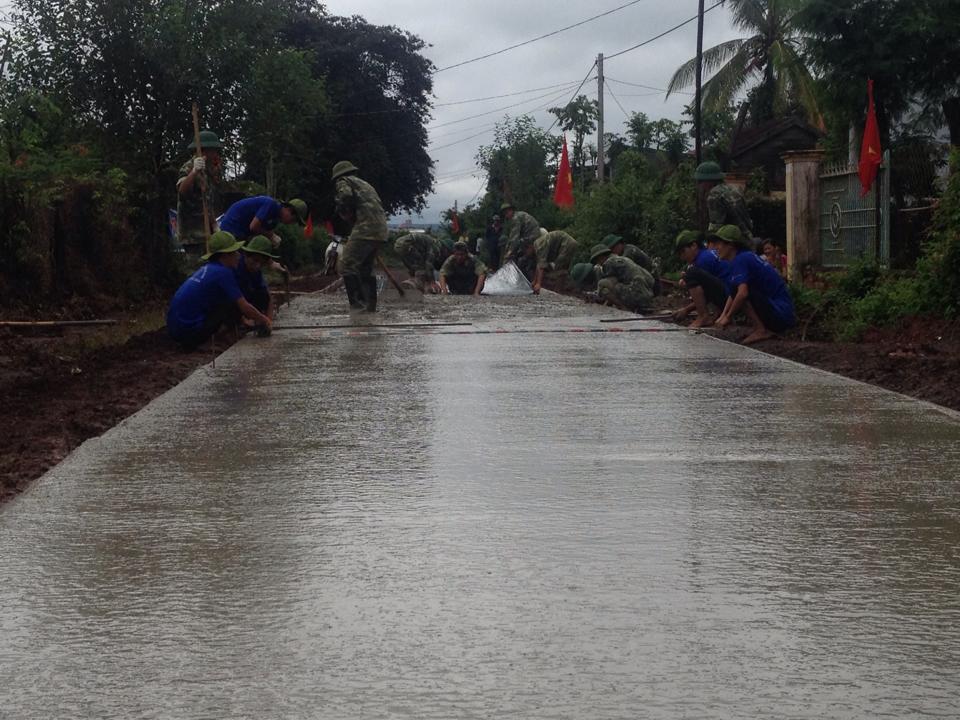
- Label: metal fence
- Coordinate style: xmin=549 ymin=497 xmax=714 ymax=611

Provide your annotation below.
xmin=819 ymin=150 xmax=891 ymax=268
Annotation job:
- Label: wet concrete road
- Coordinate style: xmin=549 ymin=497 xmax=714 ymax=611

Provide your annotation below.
xmin=3 ymin=291 xmax=960 ymax=719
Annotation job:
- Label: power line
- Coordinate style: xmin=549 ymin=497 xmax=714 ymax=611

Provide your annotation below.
xmin=546 ymin=61 xmax=598 ymax=134
xmin=428 ymin=82 xmax=592 ymax=132
xmin=606 ymin=76 xmax=694 ymax=96
xmin=604 ymin=0 xmax=726 ymax=61
xmin=434 ymin=80 xmax=581 ymax=107
xmin=435 ymin=0 xmax=651 ymax=73
xmin=605 ymin=85 xmax=631 ymax=120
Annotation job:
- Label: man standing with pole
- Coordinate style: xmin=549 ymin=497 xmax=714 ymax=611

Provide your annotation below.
xmin=176 ymin=104 xmax=221 ymax=256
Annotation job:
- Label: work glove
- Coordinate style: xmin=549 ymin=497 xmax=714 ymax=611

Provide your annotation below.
xmin=192 ymin=156 xmax=206 ymax=173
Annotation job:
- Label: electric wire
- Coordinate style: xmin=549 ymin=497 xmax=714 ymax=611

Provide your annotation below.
xmin=606 ymin=76 xmax=695 ymax=96
xmin=434 ymin=80 xmax=583 ymax=107
xmin=545 ymin=61 xmax=598 ymax=134
xmin=428 ymin=82 xmax=591 ymax=131
xmin=604 ymin=0 xmax=726 ymax=60
xmin=434 ymin=0 xmax=651 ymax=73
xmin=605 ymin=84 xmax=631 ymax=120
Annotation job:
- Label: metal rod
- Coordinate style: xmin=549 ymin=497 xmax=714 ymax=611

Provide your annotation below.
xmin=271 ymin=322 xmax=474 ymax=331
xmin=0 ymin=319 xmax=118 ymax=328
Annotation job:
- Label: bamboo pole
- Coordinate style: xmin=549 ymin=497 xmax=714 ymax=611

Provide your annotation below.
xmin=191 ymin=102 xmax=212 ymax=256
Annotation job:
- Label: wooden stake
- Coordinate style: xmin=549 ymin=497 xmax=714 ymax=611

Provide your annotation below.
xmin=191 ymin=102 xmax=212 ymax=256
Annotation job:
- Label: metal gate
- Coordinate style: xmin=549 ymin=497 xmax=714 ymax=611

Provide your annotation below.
xmin=819 ymin=150 xmax=891 ymax=267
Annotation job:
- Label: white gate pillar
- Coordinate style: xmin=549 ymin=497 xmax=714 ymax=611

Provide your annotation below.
xmin=782 ymin=149 xmax=825 ymax=284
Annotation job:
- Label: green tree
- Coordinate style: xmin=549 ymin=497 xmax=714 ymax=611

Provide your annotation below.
xmin=282 ymin=13 xmax=435 ymax=218
xmin=476 ymin=115 xmax=558 ymax=215
xmin=548 ymin=95 xmax=599 ymax=182
xmin=666 ymin=0 xmax=821 ymax=129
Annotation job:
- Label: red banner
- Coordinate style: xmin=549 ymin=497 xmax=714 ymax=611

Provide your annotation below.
xmin=859 ymin=79 xmax=882 ymax=197
xmin=554 ymin=136 xmax=574 ymax=208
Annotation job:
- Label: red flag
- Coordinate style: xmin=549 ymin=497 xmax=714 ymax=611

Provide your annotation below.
xmin=450 ymin=211 xmax=460 ymax=235
xmin=554 ymin=135 xmax=574 ymax=208
xmin=304 ymin=212 xmax=314 ymax=238
xmin=859 ymin=79 xmax=882 ymax=197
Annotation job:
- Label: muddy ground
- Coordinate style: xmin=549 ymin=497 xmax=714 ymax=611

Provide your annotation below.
xmin=3 ymin=271 xmax=959 ymax=505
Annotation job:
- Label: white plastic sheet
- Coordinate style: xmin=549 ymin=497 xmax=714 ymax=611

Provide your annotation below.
xmin=481 ymin=261 xmax=534 ymax=296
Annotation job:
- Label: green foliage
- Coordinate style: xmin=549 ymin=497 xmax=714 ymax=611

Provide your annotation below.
xmin=570 ymin=152 xmax=696 ymax=269
xmin=476 ymin=116 xmax=559 ymax=214
xmin=918 ymin=149 xmax=960 ymax=316
xmin=275 ymin=222 xmax=330 ymax=272
xmin=548 ymin=95 xmax=598 ymax=182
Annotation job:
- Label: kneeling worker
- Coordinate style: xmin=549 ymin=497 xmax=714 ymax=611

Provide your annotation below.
xmin=166 ymin=231 xmax=273 ymax=349
xmin=395 ymin=232 xmax=446 ymax=293
xmin=524 ymin=229 xmax=578 ymax=294
xmin=236 ymin=235 xmax=279 ymax=335
xmin=672 ymin=229 xmax=730 ymax=328
xmin=589 ymin=243 xmax=656 ymax=313
xmin=439 ymin=241 xmax=486 ymax=296
xmin=712 ymin=225 xmax=796 ymax=344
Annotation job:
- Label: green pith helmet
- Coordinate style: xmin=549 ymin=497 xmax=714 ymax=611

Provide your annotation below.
xmin=331 ymin=160 xmax=359 ymax=180
xmin=570 ymin=263 xmax=595 ymax=287
xmin=500 ymin=201 xmax=514 ymax=212
xmin=675 ymin=229 xmax=703 ymax=251
xmin=201 ymin=230 xmax=243 ymax=260
xmin=242 ymin=235 xmax=279 ymax=259
xmin=284 ymin=198 xmax=308 ymax=224
xmin=709 ymin=224 xmax=751 ymax=249
xmin=452 ymin=240 xmax=469 ymax=252
xmin=187 ymin=130 xmax=223 ymax=150
xmin=694 ymin=161 xmax=725 ymax=181
xmin=602 ymin=233 xmax=623 ymax=249
xmin=440 ymin=236 xmax=454 ymax=251
xmin=589 ymin=243 xmax=611 ymax=264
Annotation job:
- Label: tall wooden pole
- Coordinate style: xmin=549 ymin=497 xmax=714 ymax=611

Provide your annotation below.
xmin=596 ymin=53 xmax=605 ymax=184
xmin=191 ymin=102 xmax=212 ymax=256
xmin=694 ymin=0 xmax=705 ymax=165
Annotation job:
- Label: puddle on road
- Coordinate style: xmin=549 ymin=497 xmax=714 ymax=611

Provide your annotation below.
xmin=2 ymin=294 xmax=960 ymax=719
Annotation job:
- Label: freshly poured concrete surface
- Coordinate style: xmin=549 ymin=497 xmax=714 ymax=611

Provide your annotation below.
xmin=3 ymin=291 xmax=960 ymax=719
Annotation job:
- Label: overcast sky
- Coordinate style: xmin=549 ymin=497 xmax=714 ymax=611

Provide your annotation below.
xmin=336 ymin=1 xmax=740 ymax=222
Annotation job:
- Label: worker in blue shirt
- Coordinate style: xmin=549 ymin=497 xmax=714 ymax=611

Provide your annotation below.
xmin=672 ymin=229 xmax=730 ymax=327
xmin=235 ymin=235 xmax=279 ymax=335
xmin=712 ymin=225 xmax=796 ymax=344
xmin=166 ymin=231 xmax=273 ymax=349
xmin=218 ymin=195 xmax=307 ymax=244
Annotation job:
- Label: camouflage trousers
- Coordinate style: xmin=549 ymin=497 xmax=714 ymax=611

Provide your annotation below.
xmin=598 ymin=277 xmax=654 ymax=313
xmin=338 ymin=237 xmax=383 ymax=279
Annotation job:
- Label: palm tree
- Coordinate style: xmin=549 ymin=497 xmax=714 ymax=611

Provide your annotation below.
xmin=666 ymin=0 xmax=822 ymax=129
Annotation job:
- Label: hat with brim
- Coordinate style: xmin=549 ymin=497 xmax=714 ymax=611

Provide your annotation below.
xmin=500 ymin=202 xmax=514 ymax=212
xmin=589 ymin=243 xmax=611 ymax=264
xmin=602 ymin=233 xmax=624 ymax=249
xmin=452 ymin=240 xmax=469 ymax=252
xmin=708 ymin=224 xmax=751 ymax=250
xmin=283 ymin=198 xmax=308 ymax=225
xmin=570 ymin=263 xmax=595 ymax=287
xmin=242 ymin=234 xmax=280 ymax=259
xmin=201 ymin=230 xmax=243 ymax=260
xmin=694 ymin=161 xmax=725 ymax=181
xmin=188 ymin=130 xmax=223 ymax=150
xmin=331 ymin=160 xmax=359 ymax=180
xmin=675 ymin=229 xmax=704 ymax=251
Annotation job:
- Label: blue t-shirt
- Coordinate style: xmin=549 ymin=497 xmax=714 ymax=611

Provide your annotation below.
xmin=694 ymin=247 xmax=730 ymax=283
xmin=166 ymin=261 xmax=243 ymax=335
xmin=728 ymin=249 xmax=795 ymax=326
xmin=219 ymin=196 xmax=282 ymax=239
xmin=235 ymin=255 xmax=268 ymax=301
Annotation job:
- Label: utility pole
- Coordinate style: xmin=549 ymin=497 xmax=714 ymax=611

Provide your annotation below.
xmin=596 ymin=53 xmax=605 ymax=184
xmin=694 ymin=0 xmax=705 ymax=165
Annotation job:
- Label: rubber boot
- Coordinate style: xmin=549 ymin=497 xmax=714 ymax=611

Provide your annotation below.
xmin=362 ymin=276 xmax=378 ymax=313
xmin=343 ymin=276 xmax=365 ymax=310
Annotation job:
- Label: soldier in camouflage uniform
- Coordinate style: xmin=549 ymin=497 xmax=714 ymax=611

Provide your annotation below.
xmin=590 ymin=244 xmax=656 ymax=313
xmin=500 ymin=202 xmax=541 ymax=268
xmin=395 ymin=232 xmax=446 ymax=293
xmin=439 ymin=241 xmax=487 ymax=296
xmin=176 ymin=130 xmax=223 ymax=254
xmin=333 ymin=160 xmax=388 ymax=312
xmin=520 ymin=229 xmax=578 ymax=294
xmin=695 ymin=161 xmax=754 ymax=242
xmin=603 ymin=233 xmax=661 ymax=295
xmin=569 ymin=262 xmax=598 ymax=291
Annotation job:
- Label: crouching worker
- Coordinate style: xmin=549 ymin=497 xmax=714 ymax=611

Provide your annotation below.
xmin=604 ymin=233 xmax=661 ymax=296
xmin=166 ymin=231 xmax=273 ymax=350
xmin=236 ymin=235 xmax=279 ymax=336
xmin=672 ymin=229 xmax=730 ymax=328
xmin=439 ymin=241 xmax=486 ymax=295
xmin=712 ymin=225 xmax=796 ymax=344
xmin=524 ymin=229 xmax=578 ymax=294
xmin=395 ymin=232 xmax=445 ymax=293
xmin=589 ymin=244 xmax=656 ymax=313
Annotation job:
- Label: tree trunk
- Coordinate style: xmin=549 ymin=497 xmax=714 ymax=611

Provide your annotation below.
xmin=943 ymin=97 xmax=960 ymax=148
xmin=266 ymin=151 xmax=276 ymax=197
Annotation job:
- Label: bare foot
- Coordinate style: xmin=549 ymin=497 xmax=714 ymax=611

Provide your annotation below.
xmin=743 ymin=328 xmax=775 ymax=345
xmin=689 ymin=316 xmax=714 ymax=328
